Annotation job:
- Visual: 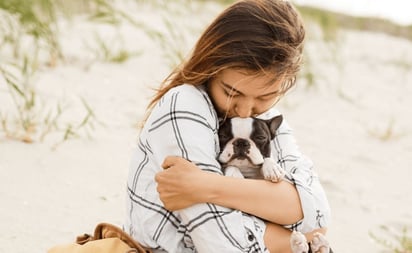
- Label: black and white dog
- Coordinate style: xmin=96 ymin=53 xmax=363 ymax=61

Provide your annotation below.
xmin=218 ymin=115 xmax=285 ymax=182
xmin=218 ymin=115 xmax=330 ymax=253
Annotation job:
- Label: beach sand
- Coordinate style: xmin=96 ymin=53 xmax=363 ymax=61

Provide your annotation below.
xmin=1 ymin=2 xmax=411 ymax=252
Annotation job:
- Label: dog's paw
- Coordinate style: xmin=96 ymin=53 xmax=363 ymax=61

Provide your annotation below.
xmin=261 ymin=158 xmax=285 ymax=182
xmin=310 ymin=232 xmax=330 ymax=253
xmin=224 ymin=166 xmax=244 ymax=178
xmin=290 ymin=231 xmax=309 ymax=253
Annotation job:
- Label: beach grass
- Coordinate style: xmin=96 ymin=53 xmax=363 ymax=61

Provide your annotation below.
xmin=0 ymin=57 xmax=99 ymax=144
xmin=297 ymin=5 xmax=412 ymax=42
xmin=367 ymin=118 xmax=406 ymax=142
xmin=0 ymin=0 xmax=134 ymax=143
xmin=370 ymin=226 xmax=412 ymax=253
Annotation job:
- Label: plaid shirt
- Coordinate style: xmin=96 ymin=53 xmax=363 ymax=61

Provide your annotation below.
xmin=124 ymin=84 xmax=331 ymax=252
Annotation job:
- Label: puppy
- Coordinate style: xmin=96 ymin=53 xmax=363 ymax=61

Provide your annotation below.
xmin=218 ymin=115 xmax=330 ymax=253
xmin=218 ymin=115 xmax=285 ymax=182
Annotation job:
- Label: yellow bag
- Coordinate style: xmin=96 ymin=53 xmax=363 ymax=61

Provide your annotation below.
xmin=48 ymin=223 xmax=151 ymax=253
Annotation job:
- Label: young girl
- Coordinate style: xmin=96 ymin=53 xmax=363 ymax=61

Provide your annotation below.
xmin=125 ymin=0 xmax=331 ymax=252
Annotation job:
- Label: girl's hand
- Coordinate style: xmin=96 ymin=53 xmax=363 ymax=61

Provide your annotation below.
xmin=155 ymin=156 xmax=208 ymax=210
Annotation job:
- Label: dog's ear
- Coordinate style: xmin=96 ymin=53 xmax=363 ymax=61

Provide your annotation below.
xmin=267 ymin=115 xmax=283 ymax=139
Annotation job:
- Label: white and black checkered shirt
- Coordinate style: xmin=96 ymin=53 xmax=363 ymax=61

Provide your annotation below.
xmin=124 ymin=84 xmax=331 ymax=252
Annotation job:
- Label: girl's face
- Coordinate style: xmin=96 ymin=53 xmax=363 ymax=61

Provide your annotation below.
xmin=208 ymin=69 xmax=284 ymax=118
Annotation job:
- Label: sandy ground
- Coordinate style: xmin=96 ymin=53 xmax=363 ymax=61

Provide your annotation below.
xmin=1 ymin=2 xmax=411 ymax=253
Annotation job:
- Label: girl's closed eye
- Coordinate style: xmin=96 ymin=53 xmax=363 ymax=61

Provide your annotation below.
xmin=229 ymin=92 xmax=241 ymax=98
xmin=258 ymin=92 xmax=281 ymax=102
xmin=257 ymin=96 xmax=272 ymax=102
xmin=258 ymin=95 xmax=276 ymax=102
xmin=223 ymin=87 xmax=240 ymax=98
xmin=220 ymin=81 xmax=242 ymax=98
xmin=222 ymin=88 xmax=231 ymax=97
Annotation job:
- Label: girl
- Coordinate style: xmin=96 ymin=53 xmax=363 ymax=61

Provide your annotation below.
xmin=125 ymin=1 xmax=331 ymax=252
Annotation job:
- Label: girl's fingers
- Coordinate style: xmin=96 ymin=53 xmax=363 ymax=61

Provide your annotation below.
xmin=162 ymin=156 xmax=174 ymax=169
xmin=161 ymin=156 xmax=177 ymax=169
xmin=162 ymin=156 xmax=189 ymax=169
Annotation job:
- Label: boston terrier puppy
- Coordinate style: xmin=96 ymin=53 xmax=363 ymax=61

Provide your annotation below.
xmin=218 ymin=115 xmax=285 ymax=182
xmin=218 ymin=115 xmax=331 ymax=253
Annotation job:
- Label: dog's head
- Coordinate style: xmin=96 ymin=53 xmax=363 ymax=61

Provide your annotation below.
xmin=218 ymin=115 xmax=283 ymax=168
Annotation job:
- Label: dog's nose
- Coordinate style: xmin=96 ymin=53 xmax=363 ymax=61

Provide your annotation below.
xmin=233 ymin=139 xmax=250 ymax=149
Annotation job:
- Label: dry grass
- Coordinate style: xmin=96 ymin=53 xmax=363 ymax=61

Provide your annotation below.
xmin=370 ymin=226 xmax=412 ymax=253
xmin=297 ymin=5 xmax=412 ymax=42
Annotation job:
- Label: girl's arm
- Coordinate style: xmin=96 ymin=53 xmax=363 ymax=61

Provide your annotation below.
xmin=207 ymin=174 xmax=303 ymax=224
xmin=157 ymin=156 xmax=303 ymax=225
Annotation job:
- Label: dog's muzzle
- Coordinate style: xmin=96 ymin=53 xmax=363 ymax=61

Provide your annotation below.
xmin=233 ymin=138 xmax=250 ymax=158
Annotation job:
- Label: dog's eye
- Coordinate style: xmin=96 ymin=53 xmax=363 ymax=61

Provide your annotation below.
xmin=219 ymin=133 xmax=231 ymax=142
xmin=255 ymin=135 xmax=267 ymax=142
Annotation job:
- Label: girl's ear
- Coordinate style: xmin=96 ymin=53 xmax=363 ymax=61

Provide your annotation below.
xmin=267 ymin=115 xmax=283 ymax=139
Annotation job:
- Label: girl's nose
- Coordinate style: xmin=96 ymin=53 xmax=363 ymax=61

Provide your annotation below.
xmin=234 ymin=100 xmax=255 ymax=118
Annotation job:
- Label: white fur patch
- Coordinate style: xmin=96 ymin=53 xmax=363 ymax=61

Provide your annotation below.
xmin=261 ymin=157 xmax=285 ymax=182
xmin=231 ymin=118 xmax=253 ymax=138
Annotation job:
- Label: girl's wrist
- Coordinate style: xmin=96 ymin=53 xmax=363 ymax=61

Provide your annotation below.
xmin=197 ymin=171 xmax=221 ymax=203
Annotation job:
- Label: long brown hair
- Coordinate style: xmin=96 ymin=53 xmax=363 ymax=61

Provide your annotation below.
xmin=146 ymin=0 xmax=305 ymax=114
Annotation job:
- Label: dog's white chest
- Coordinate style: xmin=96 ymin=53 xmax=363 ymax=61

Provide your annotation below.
xmin=238 ymin=166 xmax=264 ymax=179
xmin=226 ymin=159 xmax=263 ymax=179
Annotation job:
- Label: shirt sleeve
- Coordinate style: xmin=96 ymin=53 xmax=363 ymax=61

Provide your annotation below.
xmin=147 ymin=86 xmax=220 ymax=174
xmin=270 ymin=114 xmax=331 ymax=233
xmin=146 ymin=85 xmax=265 ymax=252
